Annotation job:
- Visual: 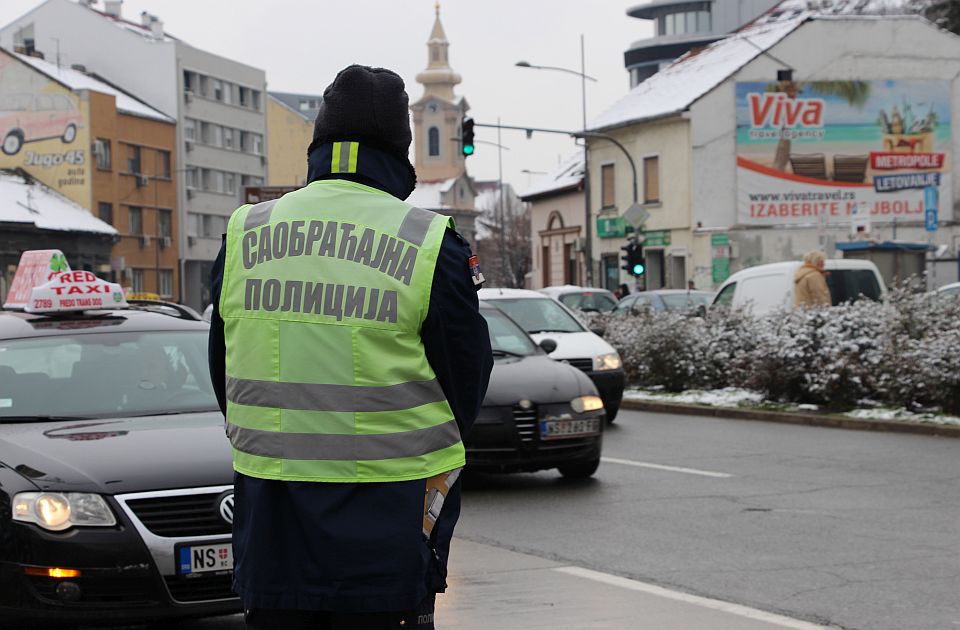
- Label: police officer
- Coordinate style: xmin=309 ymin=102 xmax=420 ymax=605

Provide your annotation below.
xmin=208 ymin=64 xmax=493 ymax=629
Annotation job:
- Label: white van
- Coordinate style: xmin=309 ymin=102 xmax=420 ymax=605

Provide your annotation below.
xmin=712 ymin=259 xmax=886 ymax=314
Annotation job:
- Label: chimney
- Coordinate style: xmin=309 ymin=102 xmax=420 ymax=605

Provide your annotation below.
xmin=140 ymin=11 xmax=163 ymax=39
xmin=103 ymin=0 xmax=122 ymax=18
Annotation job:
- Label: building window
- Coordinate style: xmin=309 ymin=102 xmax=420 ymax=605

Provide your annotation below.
xmin=202 ymin=214 xmax=228 ymax=238
xmin=185 ymin=167 xmax=198 ymax=190
xmin=183 ymin=70 xmax=195 ymax=93
xmin=212 ymin=125 xmax=223 ymax=147
xmin=213 ymin=79 xmax=223 ymax=101
xmin=159 ymin=269 xmax=173 ymax=297
xmin=601 ymin=164 xmax=615 ymax=209
xmin=158 ymin=209 xmax=172 ymax=238
xmin=159 ymin=150 xmax=171 ymax=178
xmin=224 ymin=172 xmax=236 ymax=195
xmin=187 ymin=212 xmax=201 ymax=237
xmin=252 ymin=134 xmax=263 ymax=155
xmin=128 ymin=207 xmax=142 ymax=235
xmin=131 ymin=269 xmax=144 ymax=293
xmin=661 ymin=8 xmax=711 ymax=35
xmin=251 ymin=91 xmax=261 ymax=111
xmin=223 ymin=127 xmax=234 ymax=150
xmin=643 ymin=156 xmax=660 ymax=204
xmin=98 ymin=202 xmax=113 ymax=225
xmin=299 ymin=100 xmax=309 ymax=111
xmin=93 ymin=138 xmax=111 ymax=170
xmin=242 ymin=175 xmax=264 ymax=187
xmin=184 ymin=118 xmax=196 ymax=141
xmin=428 ymin=127 xmax=440 ymax=157
xmin=222 ymin=81 xmax=233 ymax=105
xmin=127 ymin=145 xmax=141 ymax=174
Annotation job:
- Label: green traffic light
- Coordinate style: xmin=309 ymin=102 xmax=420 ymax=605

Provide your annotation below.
xmin=463 ymin=145 xmax=474 ymax=155
xmin=633 ymin=263 xmax=645 ymax=275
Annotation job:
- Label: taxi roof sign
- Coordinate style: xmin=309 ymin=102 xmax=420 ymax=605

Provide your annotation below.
xmin=4 ymin=250 xmax=128 ymax=313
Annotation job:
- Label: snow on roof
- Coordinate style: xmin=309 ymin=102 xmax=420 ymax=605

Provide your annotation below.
xmin=12 ymin=52 xmax=172 ymax=123
xmin=587 ymin=18 xmax=803 ymax=132
xmin=407 ymin=179 xmax=455 ymax=209
xmin=756 ymin=0 xmax=912 ymax=23
xmin=0 ymin=171 xmax=117 ymax=235
xmin=520 ymin=153 xmax=584 ymax=200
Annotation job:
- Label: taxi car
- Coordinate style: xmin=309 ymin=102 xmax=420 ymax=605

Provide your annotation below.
xmin=0 ymin=251 xmax=237 ymax=626
xmin=467 ymin=302 xmax=605 ymax=478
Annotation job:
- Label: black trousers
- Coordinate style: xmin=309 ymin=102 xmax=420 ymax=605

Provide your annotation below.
xmin=244 ymin=594 xmax=436 ymax=630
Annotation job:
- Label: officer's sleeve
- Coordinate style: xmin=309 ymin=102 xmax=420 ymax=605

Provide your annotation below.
xmin=207 ymin=235 xmax=227 ymax=416
xmin=421 ymin=229 xmax=493 ymax=438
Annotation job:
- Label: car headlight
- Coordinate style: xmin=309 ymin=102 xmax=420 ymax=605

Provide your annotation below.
xmin=13 ymin=492 xmax=116 ymax=531
xmin=594 ymin=352 xmax=622 ymax=371
xmin=570 ymin=395 xmax=604 ymax=414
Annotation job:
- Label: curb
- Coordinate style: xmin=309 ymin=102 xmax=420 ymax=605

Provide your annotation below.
xmin=620 ymin=399 xmax=960 ymax=438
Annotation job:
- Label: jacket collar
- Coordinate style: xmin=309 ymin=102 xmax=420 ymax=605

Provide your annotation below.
xmin=306 ymin=141 xmax=416 ymax=201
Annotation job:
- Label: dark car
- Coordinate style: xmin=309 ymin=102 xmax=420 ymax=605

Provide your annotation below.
xmin=613 ymin=290 xmax=715 ymax=316
xmin=466 ymin=303 xmax=604 ymax=479
xmin=0 ymin=303 xmax=239 ymax=627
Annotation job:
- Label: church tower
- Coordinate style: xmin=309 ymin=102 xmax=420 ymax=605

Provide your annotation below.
xmin=411 ymin=3 xmax=469 ymax=182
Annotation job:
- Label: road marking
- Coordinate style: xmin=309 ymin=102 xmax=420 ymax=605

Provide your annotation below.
xmin=554 ymin=566 xmax=834 ymax=629
xmin=602 ymin=457 xmax=733 ymax=478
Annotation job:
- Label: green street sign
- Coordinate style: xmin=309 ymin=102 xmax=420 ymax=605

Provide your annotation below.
xmin=596 ymin=216 xmax=626 ymax=238
xmin=643 ymin=230 xmax=671 ymax=247
xmin=711 ymin=233 xmax=730 ymax=246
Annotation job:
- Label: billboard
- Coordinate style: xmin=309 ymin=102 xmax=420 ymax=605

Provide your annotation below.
xmin=0 ymin=52 xmax=90 ymax=207
xmin=735 ymin=80 xmax=951 ymax=226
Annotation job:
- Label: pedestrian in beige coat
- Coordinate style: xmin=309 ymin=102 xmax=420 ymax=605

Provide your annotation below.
xmin=794 ymin=251 xmax=831 ymax=307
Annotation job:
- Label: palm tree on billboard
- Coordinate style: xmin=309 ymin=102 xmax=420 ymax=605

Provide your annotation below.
xmin=770 ymin=80 xmax=871 ymax=172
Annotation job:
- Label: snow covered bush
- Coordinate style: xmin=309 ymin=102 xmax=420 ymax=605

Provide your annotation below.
xmin=574 ymin=291 xmax=960 ymax=414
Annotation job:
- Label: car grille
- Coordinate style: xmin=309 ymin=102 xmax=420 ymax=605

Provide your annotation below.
xmin=28 ymin=574 xmax=158 ymax=605
xmin=164 ymin=574 xmax=236 ymax=603
xmin=564 ymin=358 xmax=594 ymax=372
xmin=513 ymin=404 xmax=537 ymax=443
xmin=125 ymin=492 xmax=231 ymax=537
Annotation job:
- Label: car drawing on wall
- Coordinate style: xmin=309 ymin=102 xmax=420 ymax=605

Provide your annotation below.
xmin=0 ymin=92 xmax=82 ymax=156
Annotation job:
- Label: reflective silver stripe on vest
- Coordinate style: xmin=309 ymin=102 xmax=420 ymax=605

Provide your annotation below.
xmin=339 ymin=141 xmax=354 ymax=173
xmin=244 ymin=199 xmax=280 ymax=231
xmin=397 ymin=206 xmax=435 ymax=247
xmin=226 ymin=376 xmax=446 ymax=412
xmin=226 ymin=418 xmax=461 ymax=461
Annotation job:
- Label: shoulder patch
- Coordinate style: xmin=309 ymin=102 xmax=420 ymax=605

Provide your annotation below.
xmin=468 ymin=255 xmax=485 ymax=288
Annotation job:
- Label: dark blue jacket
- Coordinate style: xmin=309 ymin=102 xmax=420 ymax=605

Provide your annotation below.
xmin=208 ymin=176 xmax=492 ymax=613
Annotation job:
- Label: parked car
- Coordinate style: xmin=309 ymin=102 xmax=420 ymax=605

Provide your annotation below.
xmin=478 ymin=288 xmax=625 ymax=422
xmin=711 ymin=259 xmax=886 ymax=313
xmin=467 ymin=303 xmax=604 ymax=478
xmin=0 ymin=92 xmax=83 ymax=156
xmin=936 ymin=282 xmax=960 ymax=297
xmin=539 ymin=285 xmax=619 ymax=313
xmin=0 ymin=258 xmax=238 ymax=626
xmin=613 ymin=290 xmax=715 ymax=316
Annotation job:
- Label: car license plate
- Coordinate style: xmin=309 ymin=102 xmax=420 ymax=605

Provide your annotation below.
xmin=540 ymin=418 xmax=601 ymax=440
xmin=177 ymin=542 xmax=233 ymax=576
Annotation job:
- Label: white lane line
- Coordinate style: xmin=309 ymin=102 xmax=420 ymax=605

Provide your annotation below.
xmin=554 ymin=566 xmax=834 ymax=630
xmin=602 ymin=457 xmax=733 ymax=478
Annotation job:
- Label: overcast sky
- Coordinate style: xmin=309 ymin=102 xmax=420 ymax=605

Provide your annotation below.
xmin=0 ymin=0 xmax=651 ymax=194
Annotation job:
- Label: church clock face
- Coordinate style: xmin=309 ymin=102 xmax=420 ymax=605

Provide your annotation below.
xmin=427 ymin=102 xmax=439 ymax=113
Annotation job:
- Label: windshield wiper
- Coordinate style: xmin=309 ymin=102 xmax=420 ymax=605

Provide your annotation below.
xmin=0 ymin=416 xmax=95 ymax=424
xmin=491 ymin=349 xmax=525 ymax=358
xmin=526 ymin=329 xmax=574 ymax=334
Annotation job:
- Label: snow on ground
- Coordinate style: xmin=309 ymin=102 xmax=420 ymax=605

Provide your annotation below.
xmin=626 ymin=388 xmax=960 ymax=427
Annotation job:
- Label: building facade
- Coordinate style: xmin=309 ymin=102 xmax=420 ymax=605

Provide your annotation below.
xmin=266 ymin=93 xmax=314 ymax=187
xmin=624 ymin=0 xmax=780 ymax=86
xmin=1 ymin=0 xmax=268 ymax=308
xmin=0 ymin=47 xmax=178 ymax=297
xmin=589 ymin=10 xmax=960 ymax=291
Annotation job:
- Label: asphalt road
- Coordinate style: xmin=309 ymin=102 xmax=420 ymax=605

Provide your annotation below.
xmin=95 ymin=409 xmax=959 ymax=630
xmin=455 ymin=410 xmax=960 ymax=630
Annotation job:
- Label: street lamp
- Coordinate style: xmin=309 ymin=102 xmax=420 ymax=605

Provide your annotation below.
xmin=516 ymin=34 xmax=597 ymax=285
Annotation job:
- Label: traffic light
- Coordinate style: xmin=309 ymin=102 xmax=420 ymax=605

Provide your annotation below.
xmin=460 ymin=117 xmax=475 ymax=157
xmin=620 ymin=238 xmax=645 ymax=277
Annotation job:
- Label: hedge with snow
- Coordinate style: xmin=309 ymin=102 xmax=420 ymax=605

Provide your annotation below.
xmin=578 ymin=291 xmax=960 ymax=414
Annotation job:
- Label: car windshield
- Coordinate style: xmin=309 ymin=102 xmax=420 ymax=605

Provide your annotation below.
xmin=558 ymin=292 xmax=617 ymax=312
xmin=482 ymin=308 xmax=538 ymax=356
xmin=490 ymin=298 xmax=584 ymax=334
xmin=825 ymin=270 xmax=882 ymax=305
xmin=0 ymin=330 xmax=218 ymax=421
xmin=660 ymin=292 xmax=713 ymax=311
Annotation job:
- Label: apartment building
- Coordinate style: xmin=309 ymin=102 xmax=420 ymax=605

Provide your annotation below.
xmin=1 ymin=0 xmax=268 ymax=308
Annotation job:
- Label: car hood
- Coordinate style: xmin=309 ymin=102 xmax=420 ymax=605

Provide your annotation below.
xmin=527 ymin=331 xmax=617 ymax=362
xmin=483 ymin=354 xmax=597 ymax=406
xmin=0 ymin=412 xmax=232 ymax=495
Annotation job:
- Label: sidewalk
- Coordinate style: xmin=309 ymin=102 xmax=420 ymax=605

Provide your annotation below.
xmin=437 ymin=539 xmax=835 ymax=630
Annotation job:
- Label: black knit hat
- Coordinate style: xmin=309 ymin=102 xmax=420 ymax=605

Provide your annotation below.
xmin=308 ymin=64 xmax=413 ymax=163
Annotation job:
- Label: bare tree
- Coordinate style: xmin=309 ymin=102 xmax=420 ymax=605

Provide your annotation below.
xmin=910 ymin=0 xmax=960 ymax=34
xmin=474 ymin=184 xmax=531 ymax=288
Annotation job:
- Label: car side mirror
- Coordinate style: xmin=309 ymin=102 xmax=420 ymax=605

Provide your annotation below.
xmin=589 ymin=327 xmax=606 ymax=338
xmin=538 ymin=338 xmax=558 ymax=354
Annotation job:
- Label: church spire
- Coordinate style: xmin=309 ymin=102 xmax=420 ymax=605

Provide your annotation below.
xmin=416 ymin=2 xmax=460 ymax=101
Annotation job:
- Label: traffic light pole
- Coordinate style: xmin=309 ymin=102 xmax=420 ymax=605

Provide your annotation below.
xmin=473 ymin=122 xmax=639 ymax=288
